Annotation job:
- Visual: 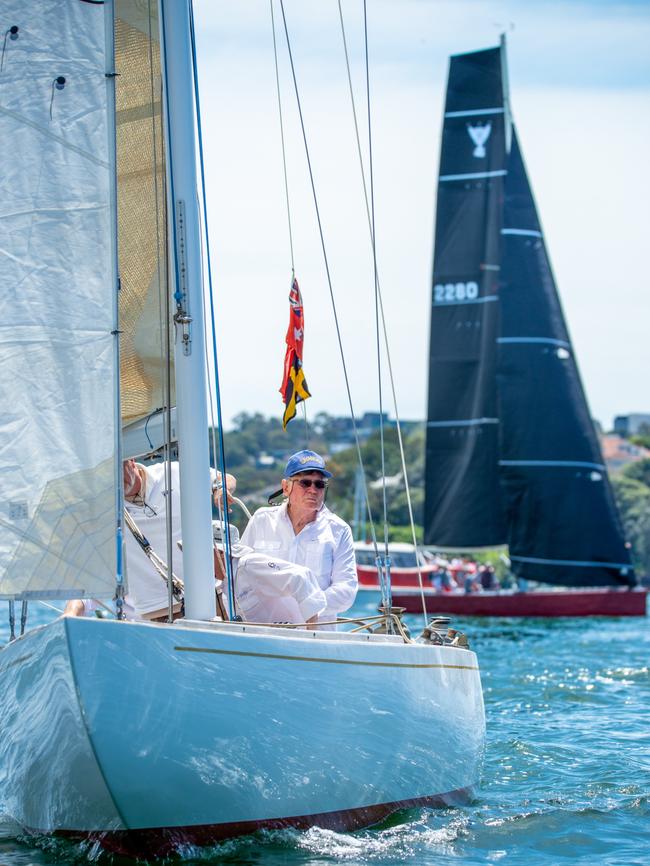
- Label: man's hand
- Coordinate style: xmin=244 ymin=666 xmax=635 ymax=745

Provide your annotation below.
xmin=213 ymin=472 xmax=237 ymax=510
xmin=64 ymin=599 xmax=85 ymax=617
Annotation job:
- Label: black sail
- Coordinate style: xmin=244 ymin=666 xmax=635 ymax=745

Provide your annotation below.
xmin=497 ymin=129 xmax=634 ymax=587
xmin=424 ymin=46 xmax=508 ymax=547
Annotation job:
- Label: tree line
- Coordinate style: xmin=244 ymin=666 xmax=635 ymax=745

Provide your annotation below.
xmin=214 ymin=412 xmax=650 ymax=578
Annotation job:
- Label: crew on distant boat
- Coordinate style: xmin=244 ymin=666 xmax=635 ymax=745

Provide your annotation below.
xmin=211 ymin=521 xmax=326 ymax=625
xmin=427 ymin=556 xmax=500 ymax=594
xmin=240 ymin=450 xmax=358 ymax=628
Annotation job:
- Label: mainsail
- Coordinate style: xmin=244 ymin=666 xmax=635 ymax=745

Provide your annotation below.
xmin=497 ymin=130 xmax=634 ymax=587
xmin=0 ymin=1 xmax=117 ymax=599
xmin=424 ymin=41 xmax=634 ymax=588
xmin=424 ymin=47 xmax=508 ymax=547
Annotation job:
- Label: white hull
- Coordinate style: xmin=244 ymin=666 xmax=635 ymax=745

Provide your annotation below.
xmin=0 ymin=617 xmax=485 ymax=854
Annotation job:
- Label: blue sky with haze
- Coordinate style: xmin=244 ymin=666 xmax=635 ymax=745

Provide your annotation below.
xmin=194 ymin=0 xmax=650 ymax=432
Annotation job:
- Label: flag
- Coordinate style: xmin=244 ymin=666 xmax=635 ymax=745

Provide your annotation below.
xmin=280 ymin=277 xmax=311 ymax=429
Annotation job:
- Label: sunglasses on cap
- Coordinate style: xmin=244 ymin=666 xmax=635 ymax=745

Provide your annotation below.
xmin=293 ymin=478 xmax=328 ymax=490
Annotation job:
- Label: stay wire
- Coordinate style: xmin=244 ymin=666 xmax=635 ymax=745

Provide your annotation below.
xmin=270 ymin=1 xmax=310 ymax=450
xmin=338 ymin=0 xmax=427 ymax=625
xmin=148 ymin=0 xmax=175 ymax=624
xmin=107 ymin=0 xmax=125 ymax=621
xmin=362 ymin=0 xmax=393 ymax=617
xmin=269 ymin=0 xmax=295 ymax=274
xmin=277 ymin=1 xmax=390 ymax=613
xmin=189 ymin=0 xmax=236 ymax=619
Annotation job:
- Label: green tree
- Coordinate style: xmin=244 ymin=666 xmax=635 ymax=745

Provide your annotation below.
xmin=621 ymin=457 xmax=650 ymax=489
xmin=612 ymin=466 xmax=650 ymax=578
xmin=211 ymin=412 xmax=426 ymax=540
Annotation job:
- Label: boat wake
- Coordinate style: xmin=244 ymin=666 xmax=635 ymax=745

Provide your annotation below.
xmin=0 ymin=809 xmax=469 ymax=865
xmin=2 ymin=792 xmax=648 ymax=866
xmin=168 ymin=809 xmax=471 ymax=864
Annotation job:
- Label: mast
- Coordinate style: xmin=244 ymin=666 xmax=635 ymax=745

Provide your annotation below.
xmin=499 ymin=33 xmax=513 ymax=154
xmin=106 ymin=0 xmax=125 ymax=615
xmin=159 ymin=0 xmax=216 ymax=620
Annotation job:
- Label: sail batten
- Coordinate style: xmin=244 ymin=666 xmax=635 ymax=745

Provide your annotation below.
xmin=445 ymin=107 xmax=505 ymax=118
xmin=439 ymin=170 xmax=507 ymax=181
xmin=499 ymin=461 xmax=606 ymax=470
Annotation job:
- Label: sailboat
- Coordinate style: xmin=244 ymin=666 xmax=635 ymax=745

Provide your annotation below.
xmin=393 ymin=40 xmax=646 ymax=618
xmin=0 ymin=1 xmax=485 ymax=855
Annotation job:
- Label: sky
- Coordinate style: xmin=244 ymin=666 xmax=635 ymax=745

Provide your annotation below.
xmin=192 ymin=0 xmax=650 ymax=433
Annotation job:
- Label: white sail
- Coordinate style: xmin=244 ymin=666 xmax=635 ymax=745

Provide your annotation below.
xmin=0 ymin=1 xmax=117 ymax=599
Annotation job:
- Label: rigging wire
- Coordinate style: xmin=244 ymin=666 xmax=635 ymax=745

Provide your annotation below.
xmin=269 ymin=0 xmax=295 ymax=275
xmin=337 ymin=0 xmax=428 ymax=625
xmin=362 ymin=0 xmax=393 ymax=617
xmin=270 ymin=0 xmax=310 ymax=450
xmin=108 ymin=0 xmax=125 ymax=621
xmin=277 ymin=0 xmax=392 ymax=621
xmin=37 ymin=600 xmax=64 ymax=614
xmin=189 ymin=0 xmax=236 ymax=619
xmin=301 ymin=401 xmax=310 ymax=447
xmin=147 ymin=0 xmax=176 ymax=625
xmin=8 ymin=600 xmax=15 ymax=641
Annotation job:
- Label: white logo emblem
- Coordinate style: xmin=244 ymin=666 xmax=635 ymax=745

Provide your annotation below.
xmin=467 ymin=122 xmax=492 ymax=158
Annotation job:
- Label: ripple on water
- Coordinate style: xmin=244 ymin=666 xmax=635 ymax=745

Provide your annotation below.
xmin=1 ymin=606 xmax=649 ymax=866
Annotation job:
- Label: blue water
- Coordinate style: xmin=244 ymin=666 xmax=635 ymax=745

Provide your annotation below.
xmin=1 ymin=597 xmax=648 ymax=865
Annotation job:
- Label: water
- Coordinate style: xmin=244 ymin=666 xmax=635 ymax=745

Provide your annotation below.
xmin=1 ymin=598 xmax=648 ymax=865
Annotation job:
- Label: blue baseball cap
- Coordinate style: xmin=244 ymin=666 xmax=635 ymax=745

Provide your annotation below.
xmin=283 ymin=450 xmax=332 ymax=479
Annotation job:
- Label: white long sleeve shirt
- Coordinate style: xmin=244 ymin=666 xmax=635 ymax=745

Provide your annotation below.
xmin=240 ymin=502 xmax=358 ymax=625
xmin=122 ymin=462 xmax=183 ymax=615
xmin=123 ymin=462 xmax=215 ymax=616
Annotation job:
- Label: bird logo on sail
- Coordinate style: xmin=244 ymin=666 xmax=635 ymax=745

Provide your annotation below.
xmin=467 ymin=122 xmax=492 ymax=158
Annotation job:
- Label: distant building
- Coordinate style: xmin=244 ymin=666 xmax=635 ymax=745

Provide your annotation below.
xmin=600 ymin=434 xmax=650 ymax=474
xmin=357 ymin=412 xmax=389 ymax=437
xmin=613 ymin=413 xmax=650 ymax=437
xmin=318 ymin=413 xmax=422 ymax=449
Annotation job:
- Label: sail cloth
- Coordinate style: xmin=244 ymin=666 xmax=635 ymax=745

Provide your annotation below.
xmin=280 ymin=277 xmax=311 ymax=429
xmin=115 ymin=1 xmax=174 ymax=426
xmin=424 ymin=47 xmax=508 ymax=548
xmin=497 ymin=130 xmax=635 ymax=587
xmin=0 ymin=1 xmax=117 ymax=599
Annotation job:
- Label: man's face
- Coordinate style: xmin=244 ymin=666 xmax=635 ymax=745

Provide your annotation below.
xmin=123 ymin=459 xmax=141 ymax=499
xmin=282 ymin=471 xmax=328 ymax=510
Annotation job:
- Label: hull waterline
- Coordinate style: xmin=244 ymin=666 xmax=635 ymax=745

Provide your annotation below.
xmin=0 ymin=616 xmax=485 ymax=854
xmin=50 ymin=789 xmax=472 ymax=856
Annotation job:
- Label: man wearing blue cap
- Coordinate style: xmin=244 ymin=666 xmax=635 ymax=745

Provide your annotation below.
xmin=240 ymin=450 xmax=357 ymax=628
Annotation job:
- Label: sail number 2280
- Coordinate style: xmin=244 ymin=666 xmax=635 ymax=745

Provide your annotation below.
xmin=434 ymin=281 xmax=479 ymax=303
